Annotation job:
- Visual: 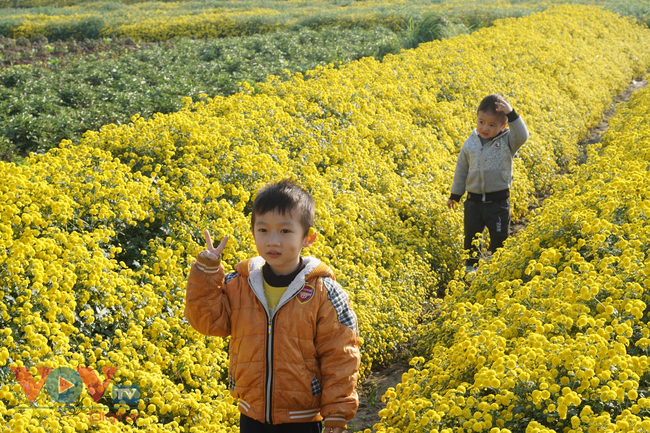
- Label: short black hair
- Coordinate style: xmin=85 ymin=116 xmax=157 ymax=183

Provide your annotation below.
xmin=251 ymin=179 xmax=315 ymax=236
xmin=477 ymin=94 xmax=507 ymax=124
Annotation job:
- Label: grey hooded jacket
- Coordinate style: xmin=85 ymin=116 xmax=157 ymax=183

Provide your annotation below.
xmin=450 ymin=113 xmax=529 ymax=202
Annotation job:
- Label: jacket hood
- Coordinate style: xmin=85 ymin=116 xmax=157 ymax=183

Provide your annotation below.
xmin=471 ymin=127 xmax=509 ymax=145
xmin=235 ymin=256 xmax=333 ymax=279
xmin=235 ymin=256 xmax=335 ymax=317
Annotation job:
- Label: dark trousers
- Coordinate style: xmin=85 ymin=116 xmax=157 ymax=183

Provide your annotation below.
xmin=464 ymin=198 xmax=510 ymax=266
xmin=240 ymin=414 xmax=323 ymax=433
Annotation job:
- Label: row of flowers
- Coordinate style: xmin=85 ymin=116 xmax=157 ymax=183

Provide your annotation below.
xmin=1 ymin=5 xmax=649 ymax=432
xmin=1 ymin=0 xmax=415 ymax=42
xmin=373 ymin=59 xmax=650 ymax=433
xmin=0 ymin=0 xmax=646 ymax=42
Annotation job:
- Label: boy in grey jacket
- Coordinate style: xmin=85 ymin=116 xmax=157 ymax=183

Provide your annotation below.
xmin=446 ymin=94 xmax=529 ymax=270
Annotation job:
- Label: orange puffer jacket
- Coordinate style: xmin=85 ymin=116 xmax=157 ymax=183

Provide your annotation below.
xmin=184 ymin=254 xmax=360 ymax=428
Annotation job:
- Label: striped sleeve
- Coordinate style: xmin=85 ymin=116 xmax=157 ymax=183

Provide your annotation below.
xmin=323 ymin=414 xmax=347 ymax=429
xmin=184 ymin=253 xmax=232 ymax=337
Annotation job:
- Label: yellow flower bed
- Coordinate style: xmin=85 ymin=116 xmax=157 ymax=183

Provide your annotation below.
xmin=1 ymin=0 xmax=646 ymax=43
xmin=0 ymin=146 xmax=240 ymax=432
xmin=374 ymin=76 xmax=650 ymax=431
xmin=1 ymin=1 xmax=406 ymax=42
xmin=1 ymin=5 xmax=650 ymax=432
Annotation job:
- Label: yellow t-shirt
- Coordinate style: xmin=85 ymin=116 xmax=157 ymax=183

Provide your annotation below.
xmin=263 ymin=279 xmax=288 ymax=313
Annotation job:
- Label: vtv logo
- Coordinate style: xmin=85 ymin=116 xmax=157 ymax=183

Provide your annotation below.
xmin=10 ymin=366 xmax=137 ymax=405
xmin=112 ymin=384 xmax=139 ymax=405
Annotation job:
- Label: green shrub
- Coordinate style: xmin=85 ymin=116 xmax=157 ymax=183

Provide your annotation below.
xmin=44 ymin=16 xmax=105 ymax=41
xmin=400 ymin=13 xmax=469 ymax=50
xmin=0 ymin=27 xmax=401 ymax=159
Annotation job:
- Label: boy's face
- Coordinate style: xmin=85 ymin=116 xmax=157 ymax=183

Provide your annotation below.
xmin=476 ymin=110 xmax=507 ymax=140
xmin=252 ymin=209 xmax=316 ymax=275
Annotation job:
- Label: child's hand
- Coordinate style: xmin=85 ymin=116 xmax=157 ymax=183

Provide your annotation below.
xmin=447 ymin=198 xmax=458 ymax=210
xmin=201 ymin=230 xmax=229 ymax=261
xmin=495 ymin=96 xmax=512 ymax=114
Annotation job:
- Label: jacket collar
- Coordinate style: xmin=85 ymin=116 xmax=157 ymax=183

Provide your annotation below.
xmin=236 ymin=256 xmax=333 ymax=317
xmin=471 ymin=128 xmax=509 ymax=146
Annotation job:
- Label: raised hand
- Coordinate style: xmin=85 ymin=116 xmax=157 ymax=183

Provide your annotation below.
xmin=495 ymin=96 xmax=512 ymax=114
xmin=201 ymin=230 xmax=229 ymax=261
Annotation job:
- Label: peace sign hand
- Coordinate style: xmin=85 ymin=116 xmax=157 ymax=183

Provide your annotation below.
xmin=200 ymin=230 xmax=229 ymax=261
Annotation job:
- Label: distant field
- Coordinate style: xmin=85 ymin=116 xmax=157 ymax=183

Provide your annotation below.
xmin=0 ymin=26 xmax=402 ymax=160
xmin=0 ymin=0 xmax=647 ymax=42
xmin=0 ymin=0 xmax=648 ymax=162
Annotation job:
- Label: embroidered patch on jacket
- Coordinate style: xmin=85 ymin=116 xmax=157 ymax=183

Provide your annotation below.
xmin=311 ymin=376 xmax=322 ymax=396
xmin=322 ymin=277 xmax=358 ymax=334
xmin=296 ymin=284 xmax=316 ymax=304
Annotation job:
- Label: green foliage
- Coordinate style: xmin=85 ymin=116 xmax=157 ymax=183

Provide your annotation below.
xmin=0 ymin=135 xmax=16 ymax=162
xmin=0 ymin=26 xmax=401 ymax=159
xmin=400 ymin=13 xmax=469 ymax=50
xmin=0 ymin=0 xmax=647 ymax=43
xmin=607 ymin=0 xmax=650 ymax=27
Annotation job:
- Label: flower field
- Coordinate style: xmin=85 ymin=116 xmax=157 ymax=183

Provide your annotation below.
xmin=0 ymin=0 xmax=648 ymax=42
xmin=376 ymin=76 xmax=650 ymax=432
xmin=0 ymin=26 xmax=401 ymax=158
xmin=1 ymin=4 xmax=650 ymax=433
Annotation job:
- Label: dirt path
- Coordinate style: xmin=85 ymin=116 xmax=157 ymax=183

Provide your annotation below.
xmin=577 ymin=77 xmax=648 ymax=162
xmin=349 ymin=75 xmax=648 ymax=433
xmin=348 ymin=361 xmax=411 ymax=432
xmin=509 ymin=76 xmax=648 ymax=238
xmin=0 ymin=35 xmax=150 ymax=68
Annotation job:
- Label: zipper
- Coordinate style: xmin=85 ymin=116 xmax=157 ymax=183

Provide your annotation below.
xmin=477 ymin=131 xmax=505 ymax=201
xmin=264 ymin=284 xmax=305 ymax=423
xmin=480 ymin=144 xmax=486 ymax=200
xmin=265 ymin=315 xmax=274 ymax=424
xmin=248 ymin=275 xmax=274 ymax=424
xmin=248 ymin=273 xmax=307 ymax=425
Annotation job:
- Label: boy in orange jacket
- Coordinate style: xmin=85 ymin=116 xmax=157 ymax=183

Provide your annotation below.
xmin=185 ymin=179 xmax=360 ymax=433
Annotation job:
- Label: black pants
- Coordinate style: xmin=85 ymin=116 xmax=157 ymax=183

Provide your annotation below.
xmin=240 ymin=414 xmax=323 ymax=433
xmin=464 ymin=198 xmax=510 ymax=266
